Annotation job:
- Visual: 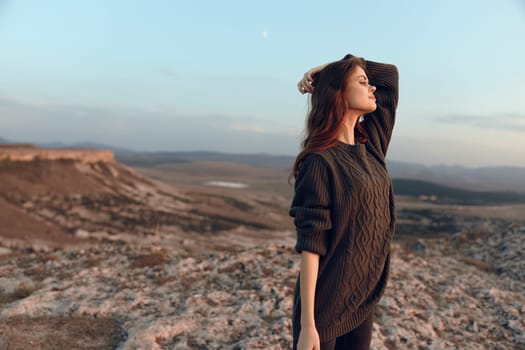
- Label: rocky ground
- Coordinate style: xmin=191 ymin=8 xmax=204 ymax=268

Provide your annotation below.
xmin=1 ymin=224 xmax=523 ymax=349
xmin=1 ymin=156 xmax=524 ymax=349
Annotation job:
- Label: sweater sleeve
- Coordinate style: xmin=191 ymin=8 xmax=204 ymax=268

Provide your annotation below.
xmin=343 ymin=54 xmax=399 ymax=159
xmin=289 ymin=154 xmax=333 ymax=256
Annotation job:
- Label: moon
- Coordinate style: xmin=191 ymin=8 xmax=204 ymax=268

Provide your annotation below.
xmin=261 ymin=31 xmax=268 ymax=39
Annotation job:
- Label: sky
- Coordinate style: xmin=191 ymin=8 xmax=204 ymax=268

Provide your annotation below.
xmin=1 ymin=0 xmax=524 ymax=167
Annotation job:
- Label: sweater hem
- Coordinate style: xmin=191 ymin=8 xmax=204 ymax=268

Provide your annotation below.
xmin=317 ymin=304 xmax=376 ymax=342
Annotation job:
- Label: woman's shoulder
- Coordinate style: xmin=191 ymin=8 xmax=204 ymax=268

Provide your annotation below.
xmin=299 ymin=152 xmax=326 ymax=170
xmin=299 ymin=150 xmax=342 ymax=177
xmin=302 ymin=150 xmax=336 ymax=166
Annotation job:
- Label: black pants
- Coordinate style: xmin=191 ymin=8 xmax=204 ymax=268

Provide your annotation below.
xmin=319 ymin=311 xmax=374 ymax=350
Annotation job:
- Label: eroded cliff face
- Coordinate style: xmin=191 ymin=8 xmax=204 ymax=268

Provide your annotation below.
xmin=0 ymin=145 xmax=292 ymax=252
xmin=0 ymin=144 xmax=114 ymax=164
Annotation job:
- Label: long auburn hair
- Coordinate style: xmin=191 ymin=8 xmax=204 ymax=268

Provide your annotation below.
xmin=291 ymin=57 xmax=368 ymax=180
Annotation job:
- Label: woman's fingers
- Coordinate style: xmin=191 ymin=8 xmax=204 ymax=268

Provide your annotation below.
xmin=304 ymin=72 xmax=314 ymax=90
xmin=297 ymin=71 xmax=315 ymax=94
xmin=297 ymin=81 xmax=307 ymax=94
xmin=298 ymin=81 xmax=311 ymax=94
xmin=304 ymin=72 xmax=314 ymax=85
xmin=303 ymin=80 xmax=314 ymax=93
xmin=298 ymin=81 xmax=313 ymax=94
xmin=297 ymin=79 xmax=304 ymax=94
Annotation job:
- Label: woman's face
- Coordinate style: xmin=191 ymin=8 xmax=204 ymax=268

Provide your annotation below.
xmin=344 ymin=66 xmax=377 ymax=114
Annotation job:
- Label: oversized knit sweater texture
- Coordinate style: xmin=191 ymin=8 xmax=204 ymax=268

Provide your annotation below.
xmin=289 ymin=57 xmax=399 ymax=342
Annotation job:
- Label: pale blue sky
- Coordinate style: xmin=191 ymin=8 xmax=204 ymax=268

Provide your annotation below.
xmin=1 ymin=0 xmax=524 ymax=166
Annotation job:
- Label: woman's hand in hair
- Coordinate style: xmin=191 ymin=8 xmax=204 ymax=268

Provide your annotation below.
xmin=297 ymin=63 xmax=328 ymax=94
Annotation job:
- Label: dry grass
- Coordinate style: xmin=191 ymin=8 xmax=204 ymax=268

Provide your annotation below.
xmin=23 ymin=265 xmax=46 ymax=280
xmin=459 ymin=256 xmax=494 ymax=273
xmin=0 ymin=282 xmax=40 ymax=308
xmin=84 ymin=256 xmax=105 ymax=269
xmin=0 ymin=315 xmax=124 ymax=350
xmin=130 ymin=250 xmax=168 ymax=269
xmin=451 ymin=229 xmax=492 ymax=244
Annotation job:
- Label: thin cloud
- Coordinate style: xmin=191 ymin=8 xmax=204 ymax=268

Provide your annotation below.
xmin=435 ymin=113 xmax=525 ymax=132
xmin=229 ymin=122 xmax=267 ymax=134
xmin=227 ymin=120 xmax=298 ymax=136
xmin=0 ymin=97 xmax=123 ymax=121
xmin=155 ymin=67 xmax=178 ymax=80
xmin=0 ymin=98 xmax=299 ymax=153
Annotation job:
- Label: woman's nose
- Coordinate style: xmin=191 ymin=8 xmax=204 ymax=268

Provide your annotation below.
xmin=369 ymin=84 xmax=376 ymax=92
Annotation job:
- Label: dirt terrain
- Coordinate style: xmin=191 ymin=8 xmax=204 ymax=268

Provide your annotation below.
xmin=0 ymin=154 xmax=293 ymax=254
xmin=1 ymin=147 xmax=524 ymax=349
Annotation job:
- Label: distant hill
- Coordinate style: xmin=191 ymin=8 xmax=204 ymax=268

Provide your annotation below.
xmin=117 ymin=151 xmax=525 ymax=193
xmin=2 ymin=137 xmax=524 ymax=193
xmin=116 ymin=151 xmax=294 ymax=168
xmin=38 ymin=141 xmax=138 ymax=155
xmin=388 ymin=161 xmax=525 ymax=194
xmin=0 ymin=137 xmax=137 ymax=154
xmin=392 ymin=178 xmax=525 ymax=205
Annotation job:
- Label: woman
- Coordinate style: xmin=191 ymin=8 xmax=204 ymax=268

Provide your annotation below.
xmin=289 ymin=54 xmax=399 ymax=350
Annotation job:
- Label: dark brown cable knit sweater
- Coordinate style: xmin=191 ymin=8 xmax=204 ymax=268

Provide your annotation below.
xmin=289 ymin=55 xmax=399 ymax=343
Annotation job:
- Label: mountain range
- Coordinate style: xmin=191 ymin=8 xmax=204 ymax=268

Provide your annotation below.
xmin=1 ymin=137 xmax=524 ymax=193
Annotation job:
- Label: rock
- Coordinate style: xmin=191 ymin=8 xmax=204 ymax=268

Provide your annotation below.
xmin=0 ymin=336 xmax=9 ymax=350
xmin=74 ymin=229 xmax=90 ymax=239
xmin=410 ymin=239 xmax=427 ymax=254
xmin=0 ymin=247 xmax=12 ymax=256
